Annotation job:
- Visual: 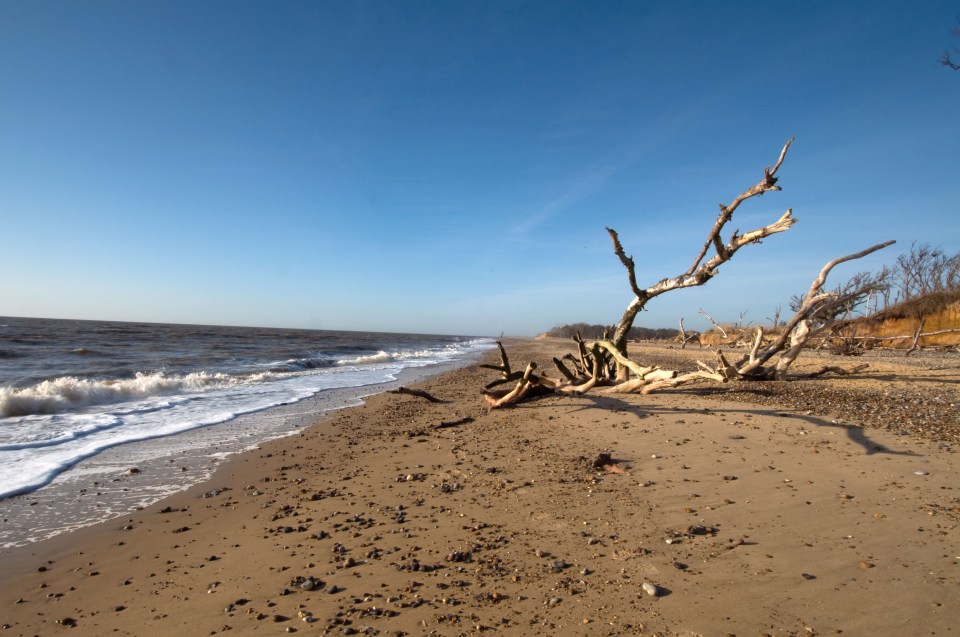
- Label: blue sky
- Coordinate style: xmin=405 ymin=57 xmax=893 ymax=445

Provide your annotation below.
xmin=1 ymin=1 xmax=958 ymax=336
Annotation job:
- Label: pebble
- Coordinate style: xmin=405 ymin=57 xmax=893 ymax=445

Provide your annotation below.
xmin=914 ymin=471 xmax=930 ymax=476
xmin=641 ymin=582 xmax=660 ymax=597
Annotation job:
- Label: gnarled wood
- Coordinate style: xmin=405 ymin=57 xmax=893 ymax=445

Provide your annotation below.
xmin=608 ymin=139 xmax=797 ymax=359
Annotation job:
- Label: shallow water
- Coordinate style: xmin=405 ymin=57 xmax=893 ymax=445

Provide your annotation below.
xmin=0 ymin=317 xmax=492 ymax=547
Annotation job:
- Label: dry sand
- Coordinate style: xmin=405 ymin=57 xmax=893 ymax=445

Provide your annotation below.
xmin=1 ymin=339 xmax=958 ymax=636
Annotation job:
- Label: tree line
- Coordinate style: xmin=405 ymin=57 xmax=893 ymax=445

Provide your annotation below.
xmin=544 ymin=323 xmax=678 ymax=341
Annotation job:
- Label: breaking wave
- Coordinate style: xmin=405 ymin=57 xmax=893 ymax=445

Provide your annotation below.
xmin=0 ymin=372 xmax=239 ymax=418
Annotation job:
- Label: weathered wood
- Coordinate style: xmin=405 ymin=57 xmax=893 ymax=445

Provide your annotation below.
xmin=699 ymin=307 xmax=727 ymax=338
xmin=552 ymin=357 xmax=577 ymax=381
xmin=798 ymin=364 xmax=869 ymax=379
xmin=592 ymin=339 xmax=658 ymax=380
xmin=608 ymin=139 xmax=797 ymax=357
xmin=483 ymin=370 xmax=524 ymax=390
xmin=389 ymin=387 xmax=443 ymax=403
xmin=733 ymin=240 xmax=896 ymax=379
xmin=906 ymin=319 xmax=926 ymax=356
xmin=485 ymin=362 xmax=538 ymax=411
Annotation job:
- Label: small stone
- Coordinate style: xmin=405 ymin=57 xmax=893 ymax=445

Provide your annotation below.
xmin=914 ymin=471 xmax=929 ymax=476
xmin=858 ymin=561 xmax=874 ymax=569
xmin=641 ymin=582 xmax=659 ymax=597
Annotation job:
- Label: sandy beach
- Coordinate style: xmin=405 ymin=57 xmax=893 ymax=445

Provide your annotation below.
xmin=1 ymin=338 xmax=957 ymax=636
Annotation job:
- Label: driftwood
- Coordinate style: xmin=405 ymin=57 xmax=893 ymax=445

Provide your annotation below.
xmin=677 ymin=318 xmax=702 ymax=349
xmin=698 ymin=307 xmax=727 ymax=338
xmin=798 ymin=364 xmax=869 ymax=379
xmin=607 ymin=139 xmax=797 ymax=367
xmin=389 ymin=387 xmax=443 ymax=402
xmin=730 ymin=240 xmax=895 ymax=379
xmin=483 ymin=241 xmax=896 ymax=408
xmin=479 ymin=140 xmax=903 ymax=409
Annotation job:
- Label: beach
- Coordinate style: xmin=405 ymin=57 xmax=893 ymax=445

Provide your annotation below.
xmin=1 ymin=338 xmax=958 ymax=636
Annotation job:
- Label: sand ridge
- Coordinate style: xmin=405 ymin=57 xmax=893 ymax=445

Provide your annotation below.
xmin=0 ymin=339 xmax=957 ymax=636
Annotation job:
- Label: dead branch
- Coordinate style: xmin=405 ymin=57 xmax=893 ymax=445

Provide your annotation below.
xmin=389 ymin=387 xmax=443 ymax=402
xmin=798 ymin=364 xmax=869 ymax=379
xmin=733 ymin=240 xmax=896 ymax=379
xmin=484 ymin=361 xmax=539 ymax=411
xmin=699 ymin=307 xmax=727 ymax=338
xmin=906 ymin=319 xmax=926 ymax=356
xmin=608 ymin=139 xmax=797 ymax=359
xmin=552 ymin=357 xmax=578 ymax=381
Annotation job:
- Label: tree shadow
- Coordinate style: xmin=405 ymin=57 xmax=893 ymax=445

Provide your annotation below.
xmin=508 ymin=388 xmax=919 ymax=457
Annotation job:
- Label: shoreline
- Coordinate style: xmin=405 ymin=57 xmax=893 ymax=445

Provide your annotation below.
xmin=1 ymin=339 xmax=957 ymax=635
xmin=0 ymin=350 xmax=489 ymax=550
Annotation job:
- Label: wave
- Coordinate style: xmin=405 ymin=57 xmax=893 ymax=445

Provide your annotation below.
xmin=0 ymin=349 xmax=23 ymax=359
xmin=334 ymin=344 xmax=476 ymax=367
xmin=0 ymin=371 xmax=239 ymax=418
xmin=0 ymin=415 xmax=124 ymax=451
xmin=271 ymin=357 xmax=335 ymax=372
xmin=336 ymin=350 xmax=395 ymax=366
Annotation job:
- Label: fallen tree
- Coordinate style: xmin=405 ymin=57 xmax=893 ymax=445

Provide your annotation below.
xmin=483 ymin=139 xmax=898 ymax=409
xmin=606 ymin=138 xmax=797 ymax=371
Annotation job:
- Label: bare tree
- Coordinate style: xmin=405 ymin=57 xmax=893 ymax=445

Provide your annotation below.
xmin=606 ymin=139 xmax=796 ymax=374
xmin=730 ymin=241 xmax=895 ymax=379
xmin=890 ymin=242 xmax=960 ymax=301
xmin=942 ymin=17 xmax=960 ymax=70
xmin=484 ymin=141 xmax=901 ymax=408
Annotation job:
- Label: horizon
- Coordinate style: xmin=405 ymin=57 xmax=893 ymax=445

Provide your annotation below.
xmin=2 ymin=2 xmax=958 ymax=336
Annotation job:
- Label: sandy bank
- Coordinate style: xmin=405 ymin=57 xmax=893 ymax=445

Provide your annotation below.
xmin=1 ymin=339 xmax=957 ymax=636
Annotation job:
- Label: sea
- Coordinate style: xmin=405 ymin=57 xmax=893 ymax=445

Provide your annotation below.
xmin=0 ymin=316 xmax=494 ymax=548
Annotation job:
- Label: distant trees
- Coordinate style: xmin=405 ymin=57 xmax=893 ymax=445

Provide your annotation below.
xmin=545 ymin=323 xmax=677 ymax=341
xmin=887 ymin=243 xmax=960 ymax=302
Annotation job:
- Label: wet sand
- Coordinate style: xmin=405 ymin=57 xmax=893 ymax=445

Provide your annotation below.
xmin=1 ymin=339 xmax=957 ymax=636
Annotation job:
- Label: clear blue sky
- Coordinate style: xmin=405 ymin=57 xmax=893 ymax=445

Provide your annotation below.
xmin=2 ymin=1 xmax=958 ymax=336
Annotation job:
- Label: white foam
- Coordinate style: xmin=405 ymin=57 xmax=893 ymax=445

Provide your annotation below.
xmin=0 ymin=371 xmax=239 ymax=417
xmin=0 ymin=337 xmax=496 ymax=501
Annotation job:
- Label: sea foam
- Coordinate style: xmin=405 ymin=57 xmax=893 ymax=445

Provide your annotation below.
xmin=0 ymin=371 xmax=238 ymax=417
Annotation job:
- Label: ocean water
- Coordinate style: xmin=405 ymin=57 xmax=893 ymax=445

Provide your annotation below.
xmin=0 ymin=317 xmax=493 ymax=547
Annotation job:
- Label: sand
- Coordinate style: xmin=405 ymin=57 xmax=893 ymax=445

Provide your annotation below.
xmin=1 ymin=339 xmax=957 ymax=636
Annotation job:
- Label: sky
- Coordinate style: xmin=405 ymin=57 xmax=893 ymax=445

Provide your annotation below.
xmin=1 ymin=1 xmax=958 ymax=336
